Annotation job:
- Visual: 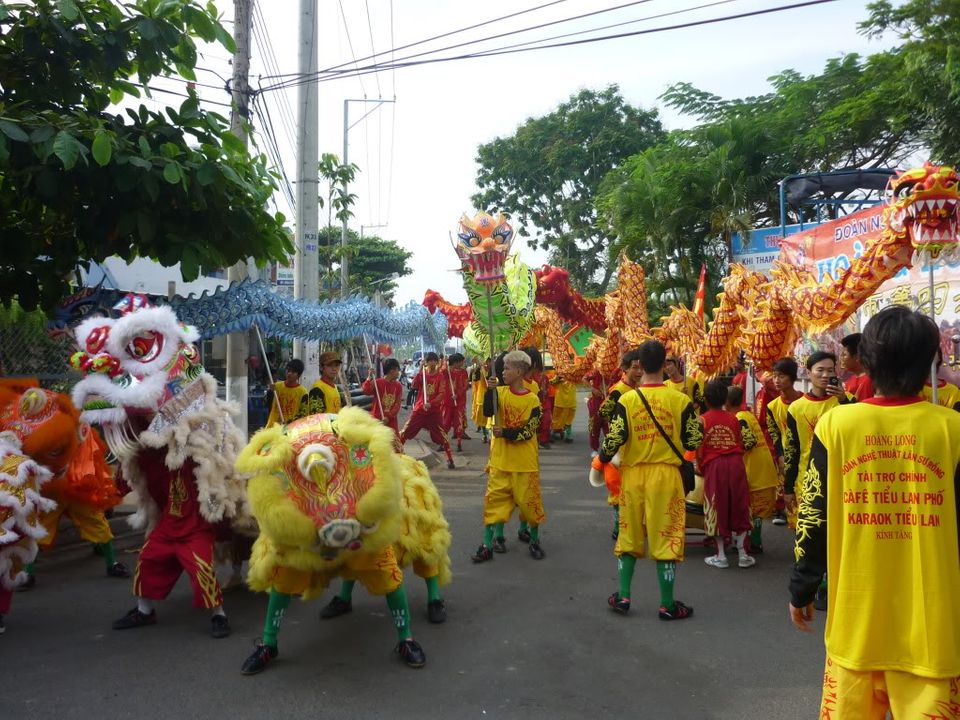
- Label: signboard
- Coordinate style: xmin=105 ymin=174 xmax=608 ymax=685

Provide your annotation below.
xmin=731 ymin=223 xmax=809 ymax=274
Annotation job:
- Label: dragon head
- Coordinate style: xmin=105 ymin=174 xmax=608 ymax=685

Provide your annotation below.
xmin=69 ymin=297 xmax=206 ymax=460
xmin=886 ymin=162 xmax=960 ymax=262
xmin=236 ymin=407 xmax=403 ymax=564
xmin=455 ymin=211 xmax=514 ymax=283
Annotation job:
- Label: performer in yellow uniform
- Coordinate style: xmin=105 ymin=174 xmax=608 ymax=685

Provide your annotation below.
xmin=550 ymin=376 xmax=577 ymax=443
xmin=728 ymin=386 xmax=778 ymax=554
xmin=472 ymin=350 xmax=545 ymax=563
xmin=264 ymin=358 xmax=308 ymax=427
xmin=598 ymin=353 xmax=643 ymax=540
xmin=307 ymin=352 xmax=343 ymax=414
xmin=765 ymin=357 xmax=803 ymax=526
xmin=469 ymin=357 xmax=490 ymax=443
xmin=790 ymin=306 xmax=959 ymax=718
xmin=920 ymin=349 xmax=960 ymax=409
xmin=596 ymin=341 xmax=702 ymax=620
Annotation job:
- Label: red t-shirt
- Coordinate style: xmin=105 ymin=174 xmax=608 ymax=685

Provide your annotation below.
xmin=137 ymin=447 xmax=214 ymax=539
xmin=413 ymin=369 xmax=448 ymax=414
xmin=443 ymin=367 xmax=469 ymax=408
xmin=698 ymin=408 xmax=744 ymax=469
xmin=843 ymin=373 xmax=874 ymax=401
xmin=362 ymin=377 xmax=403 ymax=422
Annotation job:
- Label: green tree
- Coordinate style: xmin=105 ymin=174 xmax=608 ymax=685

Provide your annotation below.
xmin=316 ymin=227 xmax=411 ymax=303
xmin=316 ymin=152 xmax=358 ymax=292
xmin=860 ymin=0 xmax=960 ymax=163
xmin=472 ymin=85 xmax=665 ymax=293
xmin=0 ymin=0 xmax=293 ymax=312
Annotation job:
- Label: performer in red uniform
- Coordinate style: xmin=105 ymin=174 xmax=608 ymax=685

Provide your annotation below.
xmin=400 ymin=352 xmax=455 ymax=469
xmin=362 ymin=358 xmax=404 ymax=447
xmin=442 ymin=353 xmax=469 ymax=451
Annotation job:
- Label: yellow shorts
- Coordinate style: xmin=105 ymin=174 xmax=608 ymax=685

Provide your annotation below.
xmin=820 ymin=654 xmax=960 ymax=719
xmin=551 ymin=406 xmax=575 ymax=430
xmin=615 ymin=463 xmax=686 ymax=561
xmin=39 ymin=498 xmax=113 ymax=549
xmin=749 ymin=486 xmax=777 ymax=520
xmin=393 ymin=544 xmax=438 ymax=580
xmin=483 ymin=468 xmax=546 ymax=526
xmin=270 ymin=546 xmax=404 ymax=597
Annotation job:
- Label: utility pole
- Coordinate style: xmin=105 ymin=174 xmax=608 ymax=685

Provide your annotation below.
xmin=293 ymin=0 xmax=320 ymax=384
xmin=225 ymin=0 xmax=253 ymax=436
xmin=341 ymin=98 xmax=395 ymax=297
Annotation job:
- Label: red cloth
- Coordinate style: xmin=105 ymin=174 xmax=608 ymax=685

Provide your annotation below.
xmin=843 ymin=373 xmax=874 ymax=401
xmin=587 ymin=371 xmax=608 ymax=452
xmin=698 ymin=409 xmax=744 ymax=469
xmin=134 ymin=525 xmax=221 ymax=608
xmin=703 ymin=453 xmax=752 ymax=538
xmin=400 ymin=409 xmax=452 ymax=459
xmin=362 ymin=377 xmax=403 ymax=430
xmin=442 ymin=368 xmax=469 ymax=439
xmin=732 ymin=372 xmax=748 ymax=410
xmin=137 ymin=450 xmax=214 ymax=540
xmin=754 ymin=380 xmax=779 ymax=452
xmin=0 ymin=586 xmax=11 ymax=615
xmin=412 ymin=370 xmax=448 ymax=414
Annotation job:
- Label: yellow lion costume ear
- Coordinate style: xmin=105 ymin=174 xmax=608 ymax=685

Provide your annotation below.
xmin=236 ymin=425 xmax=293 ymax=475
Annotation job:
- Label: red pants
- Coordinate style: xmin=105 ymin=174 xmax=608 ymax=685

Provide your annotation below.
xmin=401 ymin=409 xmax=452 ymax=457
xmin=0 ymin=587 xmax=11 ymax=615
xmin=443 ymin=402 xmax=467 ymax=440
xmin=587 ymin=400 xmax=607 ymax=452
xmin=134 ymin=528 xmax=222 ymax=609
xmin=702 ymin=454 xmax=752 ymax=538
xmin=538 ymin=398 xmax=554 ymax=443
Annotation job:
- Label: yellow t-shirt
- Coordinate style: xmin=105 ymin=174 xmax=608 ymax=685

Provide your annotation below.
xmin=523 ymin=378 xmax=540 ymax=395
xmin=784 ymin=393 xmax=845 ymax=494
xmin=604 ymin=384 xmax=701 ymax=467
xmin=265 ymin=382 xmax=307 ymax=427
xmin=765 ymin=395 xmax=790 ymax=455
xmin=665 ymin=376 xmax=697 ymax=403
xmin=920 ymin=379 xmax=960 ymax=409
xmin=795 ymin=399 xmax=960 ymax=677
xmin=736 ymin=410 xmax=778 ymax=491
xmin=309 ymin=379 xmax=342 ymax=414
xmin=489 ymin=386 xmax=540 ymax=472
xmin=554 ymin=380 xmax=577 ymax=409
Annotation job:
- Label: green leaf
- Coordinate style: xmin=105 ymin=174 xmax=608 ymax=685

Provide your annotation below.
xmin=220 ymin=164 xmax=243 ymax=186
xmin=137 ymin=212 xmax=155 ymax=244
xmin=92 ymin=130 xmax=112 ymax=166
xmin=181 ymin=247 xmax=200 ymax=280
xmin=221 ymin=131 xmax=245 ymax=154
xmin=212 ymin=22 xmax=236 ymax=54
xmin=52 ymin=130 xmax=85 ymax=169
xmin=195 ymin=162 xmax=216 ymax=186
xmin=0 ymin=119 xmax=30 ymax=142
xmin=139 ymin=18 xmax=158 ymax=41
xmin=138 ymin=136 xmax=152 ymax=156
xmin=0 ymin=135 xmax=9 ymax=163
xmin=127 ymin=156 xmax=152 ymax=169
xmin=162 ymin=161 xmax=180 ymax=184
xmin=109 ymin=88 xmax=125 ymax=105
xmin=56 ymin=0 xmax=79 ymax=21
xmin=29 ymin=126 xmax=55 ymax=143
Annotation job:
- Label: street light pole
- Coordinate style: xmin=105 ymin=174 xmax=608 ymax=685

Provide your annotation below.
xmin=341 ymin=98 xmax=395 ymax=298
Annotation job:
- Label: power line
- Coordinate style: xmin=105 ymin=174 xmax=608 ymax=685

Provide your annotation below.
xmin=338 ymin=0 xmax=368 ymax=98
xmin=364 ymin=0 xmax=382 ymax=98
xmin=261 ymin=0 xmax=840 ymax=93
xmin=261 ymin=0 xmax=571 ymax=82
xmin=251 ymin=1 xmax=297 ymax=158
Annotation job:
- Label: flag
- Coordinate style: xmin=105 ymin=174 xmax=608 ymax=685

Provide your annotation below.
xmin=692 ymin=264 xmax=707 ymax=324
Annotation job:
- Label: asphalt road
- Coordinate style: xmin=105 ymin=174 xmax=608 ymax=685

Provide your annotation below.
xmin=3 ymin=395 xmax=825 ymax=719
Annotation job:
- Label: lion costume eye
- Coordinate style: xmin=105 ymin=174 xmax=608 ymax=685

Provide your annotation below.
xmin=125 ymin=330 xmax=164 ymax=363
xmin=297 ymin=443 xmax=336 ymax=485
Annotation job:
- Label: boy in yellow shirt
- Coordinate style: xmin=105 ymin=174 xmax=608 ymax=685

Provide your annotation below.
xmin=264 ymin=358 xmax=307 ymax=427
xmin=307 ymin=351 xmax=343 ymax=414
xmin=472 ymin=350 xmax=546 ymax=563
xmin=550 ymin=374 xmax=577 ymax=443
xmin=789 ymin=306 xmax=959 ymax=717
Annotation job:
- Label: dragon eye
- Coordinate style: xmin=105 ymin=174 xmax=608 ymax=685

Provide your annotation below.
xmin=468 ymin=236 xmax=481 ymax=247
xmin=894 ymin=181 xmax=917 ymax=199
xmin=125 ymin=330 xmax=164 ymax=363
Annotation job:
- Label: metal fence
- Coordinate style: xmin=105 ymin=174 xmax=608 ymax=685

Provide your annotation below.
xmin=0 ymin=315 xmax=80 ymax=392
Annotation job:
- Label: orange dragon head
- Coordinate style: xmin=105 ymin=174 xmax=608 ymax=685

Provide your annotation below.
xmin=0 ymin=384 xmax=81 ymax=478
xmin=886 ymin=162 xmax=960 ymax=262
xmin=455 ymin=211 xmax=514 ymax=283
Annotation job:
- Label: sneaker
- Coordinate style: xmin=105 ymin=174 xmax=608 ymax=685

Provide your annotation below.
xmin=813 ymin=585 xmax=828 ymax=611
xmin=528 ymin=541 xmax=545 ymax=560
xmin=427 ymin=599 xmax=447 ymax=624
xmin=538 ymin=442 xmax=551 ymax=449
xmin=471 ymin=544 xmax=493 ymax=563
xmin=564 ymin=437 xmax=573 ymax=444
xmin=608 ymin=592 xmax=630 ymax=615
xmin=772 ymin=512 xmax=787 ymax=526
xmin=481 ymin=434 xmax=488 ymax=444
xmin=211 ymin=613 xmax=231 ymax=638
xmin=705 ymin=555 xmax=729 ymax=569
xmin=658 ymin=600 xmax=694 ymax=621
xmin=446 ymin=459 xmax=456 ymax=470
xmin=112 ymin=607 xmax=157 ymax=630
xmin=517 ymin=528 xmax=531 ymax=544
xmin=738 ymin=554 xmax=757 ymax=568
xmin=319 ymin=595 xmax=353 ymax=619
xmin=491 ymin=537 xmax=507 ymax=554
xmin=395 ymin=638 xmax=426 ymax=668
xmin=241 ymin=641 xmax=278 ymax=675
xmin=106 ymin=561 xmax=131 ymax=578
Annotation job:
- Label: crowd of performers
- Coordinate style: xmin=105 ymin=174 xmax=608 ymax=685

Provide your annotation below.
xmin=1 ymin=302 xmax=956 ymax=716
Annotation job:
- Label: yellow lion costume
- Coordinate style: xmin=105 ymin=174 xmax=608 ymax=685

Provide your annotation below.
xmin=236 ymin=406 xmax=451 ymax=674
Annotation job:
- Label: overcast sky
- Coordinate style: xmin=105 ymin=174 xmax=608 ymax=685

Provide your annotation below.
xmin=149 ymin=0 xmax=902 ymax=307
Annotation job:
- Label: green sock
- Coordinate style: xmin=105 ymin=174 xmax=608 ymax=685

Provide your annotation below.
xmin=262 ymin=589 xmax=291 ymax=648
xmin=528 ymin=525 xmax=540 ymax=542
xmin=818 ymin=575 xmax=828 ymax=592
xmin=25 ymin=562 xmax=35 ymax=575
xmin=494 ymin=522 xmax=505 ymax=539
xmin=337 ymin=579 xmax=356 ymax=602
xmin=483 ymin=524 xmax=494 ymax=547
xmin=385 ymin=586 xmax=413 ymax=641
xmin=656 ymin=561 xmax=676 ymax=609
xmin=519 ymin=519 xmax=529 ymax=532
xmin=98 ymin=541 xmax=117 ymax=567
xmin=564 ymin=425 xmax=572 ymax=440
xmin=618 ymin=554 xmax=636 ymax=599
xmin=750 ymin=518 xmax=763 ymax=549
xmin=424 ymin=575 xmax=441 ymax=603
